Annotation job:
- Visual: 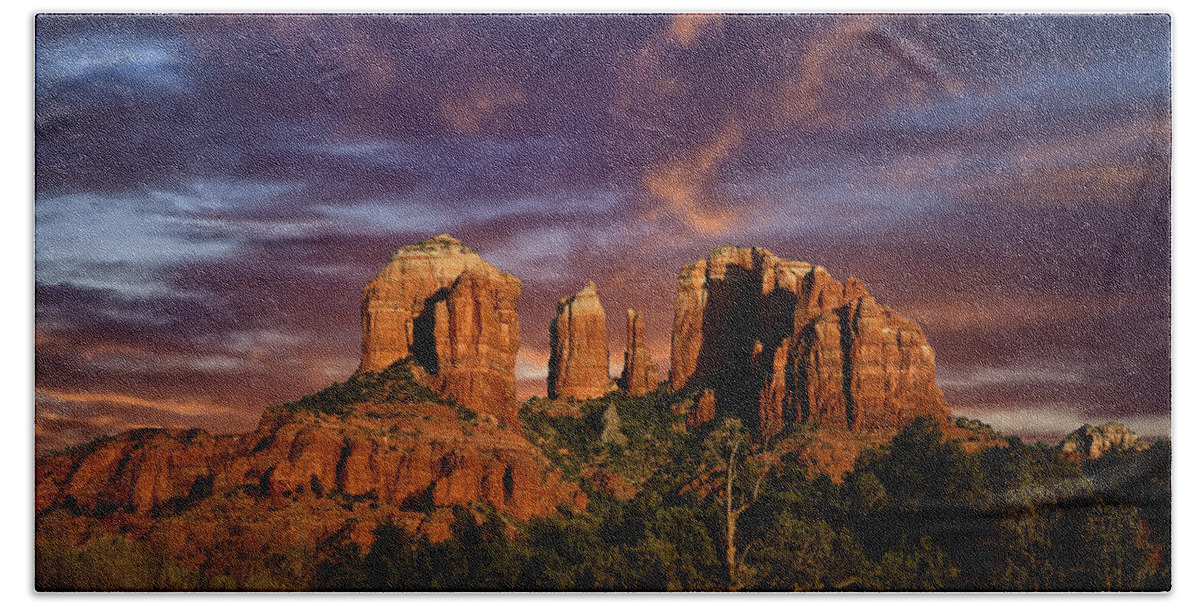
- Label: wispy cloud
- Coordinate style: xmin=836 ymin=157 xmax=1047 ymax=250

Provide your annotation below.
xmin=36 ymin=29 xmax=188 ymax=92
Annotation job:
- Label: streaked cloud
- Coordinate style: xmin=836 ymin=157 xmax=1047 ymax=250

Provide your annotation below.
xmin=33 ymin=14 xmax=1171 ymax=451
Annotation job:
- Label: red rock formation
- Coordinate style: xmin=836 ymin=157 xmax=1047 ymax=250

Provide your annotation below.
xmin=620 ymin=309 xmax=660 ymax=396
xmin=669 ymin=246 xmax=949 ymax=437
xmin=360 ymin=235 xmax=521 ymax=425
xmin=591 ymin=471 xmax=637 ymax=500
xmin=547 ymin=282 xmax=611 ymax=400
xmin=36 ymin=400 xmax=587 ymax=532
xmin=688 ymin=388 xmax=717 ymax=427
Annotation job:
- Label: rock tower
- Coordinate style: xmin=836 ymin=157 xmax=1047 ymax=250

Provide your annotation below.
xmin=620 ymin=309 xmax=660 ymax=396
xmin=360 ymin=234 xmax=522 ymax=425
xmin=548 ymin=282 xmax=611 ymax=400
xmin=669 ymin=246 xmax=949 ymax=437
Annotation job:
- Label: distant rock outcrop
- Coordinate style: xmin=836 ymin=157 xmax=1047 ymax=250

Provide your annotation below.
xmin=360 ymin=235 xmax=522 ymax=426
xmin=620 ymin=309 xmax=660 ymax=396
xmin=548 ymin=282 xmax=611 ymax=400
xmin=1060 ymin=423 xmax=1149 ymax=459
xmin=669 ymin=246 xmax=949 ymax=437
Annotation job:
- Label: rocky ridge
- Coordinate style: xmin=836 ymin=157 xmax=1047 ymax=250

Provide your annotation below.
xmin=36 ymin=361 xmax=587 ymax=559
xmin=1060 ymin=422 xmax=1149 ymax=459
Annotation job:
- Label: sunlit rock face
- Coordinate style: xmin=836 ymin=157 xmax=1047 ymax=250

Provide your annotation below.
xmin=35 ymin=401 xmax=588 ymax=550
xmin=360 ymin=235 xmax=522 ymax=426
xmin=548 ymin=282 xmax=611 ymax=401
xmin=669 ymin=246 xmax=949 ymax=437
xmin=621 ymin=309 xmax=660 ymax=397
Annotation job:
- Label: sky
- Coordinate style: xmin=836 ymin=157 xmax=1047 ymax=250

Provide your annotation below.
xmin=32 ymin=13 xmax=1171 ymax=453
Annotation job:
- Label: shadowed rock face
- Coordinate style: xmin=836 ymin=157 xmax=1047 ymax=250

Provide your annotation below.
xmin=548 ymin=282 xmax=611 ymax=400
xmin=360 ymin=235 xmax=521 ymax=426
xmin=621 ymin=309 xmax=660 ymax=397
xmin=669 ymin=246 xmax=949 ymax=437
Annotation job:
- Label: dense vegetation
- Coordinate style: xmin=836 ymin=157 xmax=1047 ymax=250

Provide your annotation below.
xmin=308 ymin=406 xmax=1170 ymax=592
xmin=270 ymin=358 xmax=462 ymax=417
xmin=36 ymin=382 xmax=1170 ymax=591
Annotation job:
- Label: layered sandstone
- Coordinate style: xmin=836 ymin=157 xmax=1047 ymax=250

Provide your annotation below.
xmin=1060 ymin=423 xmax=1149 ymax=459
xmin=548 ymin=282 xmax=611 ymax=400
xmin=360 ymin=234 xmax=521 ymax=425
xmin=620 ymin=309 xmax=660 ymax=396
xmin=35 ymin=397 xmax=587 ymax=546
xmin=669 ymin=246 xmax=949 ymax=437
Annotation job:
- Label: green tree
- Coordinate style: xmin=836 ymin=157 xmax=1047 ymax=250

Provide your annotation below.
xmin=701 ymin=418 xmax=768 ymax=590
xmin=1066 ymin=504 xmax=1156 ymax=591
xmin=747 ymin=511 xmax=874 ymax=591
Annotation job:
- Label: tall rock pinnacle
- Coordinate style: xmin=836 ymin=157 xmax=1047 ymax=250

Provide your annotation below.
xmin=669 ymin=246 xmax=949 ymax=437
xmin=548 ymin=281 xmax=611 ymax=400
xmin=360 ymin=234 xmax=522 ymax=425
xmin=621 ymin=309 xmax=660 ymax=396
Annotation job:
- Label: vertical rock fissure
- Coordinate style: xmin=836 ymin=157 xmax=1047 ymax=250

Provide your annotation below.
xmin=838 ymin=307 xmax=856 ymax=430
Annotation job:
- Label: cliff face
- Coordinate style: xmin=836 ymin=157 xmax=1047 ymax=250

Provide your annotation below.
xmin=35 ymin=376 xmax=588 ymax=560
xmin=547 ymin=282 xmax=611 ymax=400
xmin=620 ymin=309 xmax=660 ymax=397
xmin=360 ymin=235 xmax=521 ymax=426
xmin=669 ymin=246 xmax=948 ymax=437
xmin=37 ymin=402 xmax=585 ymax=522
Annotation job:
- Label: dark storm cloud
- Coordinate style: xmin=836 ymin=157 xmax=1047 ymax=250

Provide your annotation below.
xmin=34 ymin=13 xmax=1171 ymax=451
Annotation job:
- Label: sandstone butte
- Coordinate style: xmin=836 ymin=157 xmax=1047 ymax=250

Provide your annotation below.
xmin=620 ymin=309 xmax=661 ymax=397
xmin=547 ymin=281 xmax=611 ymax=400
xmin=35 ymin=236 xmax=977 ymax=556
xmin=36 ymin=235 xmax=586 ymax=558
xmin=669 ymin=245 xmax=951 ymax=439
xmin=360 ymin=234 xmax=521 ymax=427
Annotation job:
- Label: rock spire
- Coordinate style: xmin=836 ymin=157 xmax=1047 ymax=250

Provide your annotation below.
xmin=548 ymin=281 xmax=611 ymax=400
xmin=620 ymin=309 xmax=660 ymax=396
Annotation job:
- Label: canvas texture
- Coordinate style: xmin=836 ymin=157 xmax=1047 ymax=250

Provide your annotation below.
xmin=33 ymin=13 xmax=1170 ymax=592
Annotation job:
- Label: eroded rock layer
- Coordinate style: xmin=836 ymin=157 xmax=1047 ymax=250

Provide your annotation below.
xmin=548 ymin=282 xmax=611 ymax=400
xmin=360 ymin=235 xmax=521 ymax=425
xmin=621 ymin=309 xmax=660 ymax=397
xmin=36 ymin=401 xmax=587 ymax=535
xmin=669 ymin=246 xmax=949 ymax=437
